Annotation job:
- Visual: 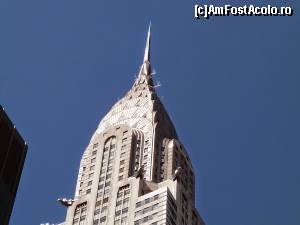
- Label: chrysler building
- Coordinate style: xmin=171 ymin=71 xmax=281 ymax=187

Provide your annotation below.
xmin=57 ymin=26 xmax=205 ymax=225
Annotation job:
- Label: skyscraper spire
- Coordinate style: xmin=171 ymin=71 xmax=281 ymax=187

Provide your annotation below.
xmin=135 ymin=23 xmax=152 ymax=83
xmin=143 ymin=22 xmax=151 ymax=63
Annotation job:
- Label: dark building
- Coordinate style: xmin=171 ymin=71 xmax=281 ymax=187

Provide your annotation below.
xmin=0 ymin=105 xmax=27 ymax=225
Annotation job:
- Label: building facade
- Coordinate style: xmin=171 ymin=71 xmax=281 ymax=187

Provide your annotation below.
xmin=59 ymin=26 xmax=205 ymax=225
xmin=0 ymin=105 xmax=27 ymax=225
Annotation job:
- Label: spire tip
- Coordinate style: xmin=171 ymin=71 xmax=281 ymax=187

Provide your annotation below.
xmin=143 ymin=23 xmax=151 ymax=63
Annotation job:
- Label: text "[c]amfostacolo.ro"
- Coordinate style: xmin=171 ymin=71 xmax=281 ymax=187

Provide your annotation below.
xmin=194 ymin=4 xmax=294 ymax=19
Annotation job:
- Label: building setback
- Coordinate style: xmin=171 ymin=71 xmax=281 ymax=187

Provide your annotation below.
xmin=0 ymin=105 xmax=27 ymax=225
xmin=58 ymin=26 xmax=205 ymax=225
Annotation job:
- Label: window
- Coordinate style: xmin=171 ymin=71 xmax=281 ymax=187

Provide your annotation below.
xmin=86 ymin=189 xmax=91 ymax=194
xmin=100 ymin=216 xmax=106 ymax=222
xmin=90 ymin=165 xmax=95 ymax=171
xmin=119 ymin=184 xmax=130 ymax=190
xmin=81 ymin=207 xmax=86 ymax=215
xmin=142 ymin=216 xmax=149 ymax=223
xmin=135 ymin=210 xmax=141 ymax=217
xmin=95 ymin=200 xmax=101 ymax=206
xmin=115 ymin=210 xmax=121 ymax=216
xmin=80 ymin=215 xmax=86 ymax=221
xmin=75 ymin=208 xmax=80 ymax=215
xmin=91 ymin=158 xmax=96 ymax=163
xmin=101 ymin=206 xmax=107 ymax=212
xmin=123 ymin=130 xmax=128 ymax=135
xmin=143 ymin=206 xmax=151 ymax=213
xmin=122 ymin=138 xmax=127 ymax=143
xmin=104 ymin=189 xmax=110 ymax=196
xmin=118 ymin=175 xmax=123 ymax=181
xmin=120 ymin=160 xmax=125 ymax=165
xmin=121 ymin=217 xmax=128 ymax=223
xmin=88 ymin=181 xmax=92 ymax=186
xmin=152 ymin=203 xmax=159 ymax=210
xmin=116 ymin=200 xmax=122 ymax=206
xmin=123 ymin=198 xmax=129 ymax=206
xmin=93 ymin=143 xmax=98 ymax=148
xmin=119 ymin=167 xmax=124 ymax=173
xmin=94 ymin=209 xmax=100 ymax=215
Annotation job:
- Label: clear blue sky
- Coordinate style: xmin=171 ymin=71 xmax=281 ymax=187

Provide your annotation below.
xmin=1 ymin=0 xmax=299 ymax=225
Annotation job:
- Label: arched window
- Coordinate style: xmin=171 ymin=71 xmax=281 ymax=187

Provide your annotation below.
xmin=73 ymin=202 xmax=87 ymax=225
